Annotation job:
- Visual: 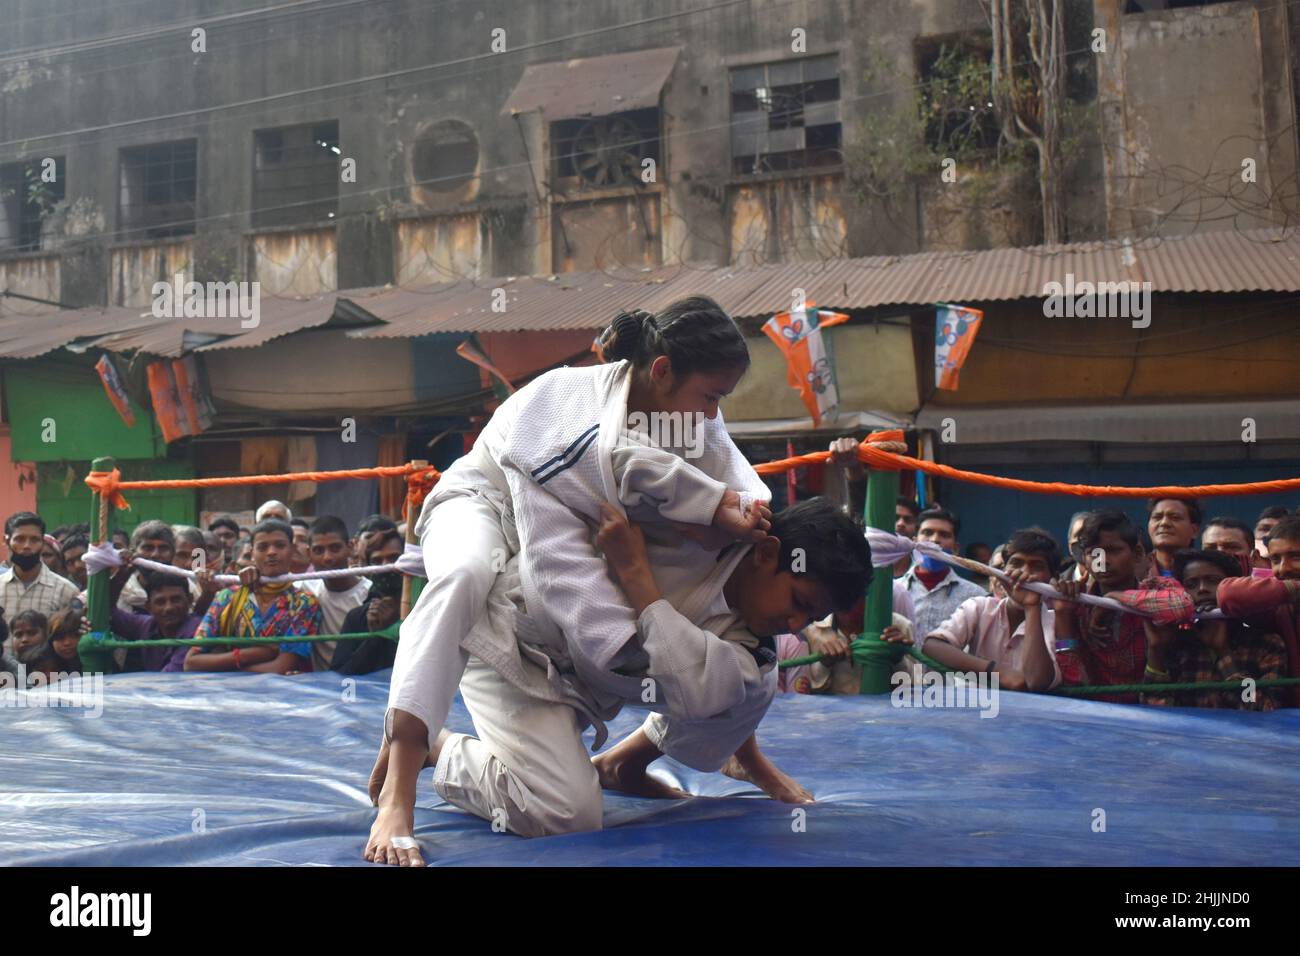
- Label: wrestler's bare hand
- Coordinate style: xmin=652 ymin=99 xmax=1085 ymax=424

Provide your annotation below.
xmin=596 ymin=504 xmax=662 ymax=613
xmin=596 ymin=503 xmax=650 ymax=579
xmin=711 ymin=489 xmax=772 ymax=543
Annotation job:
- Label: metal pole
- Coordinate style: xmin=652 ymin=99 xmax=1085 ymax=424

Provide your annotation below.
xmin=399 ymin=460 xmax=427 ymax=619
xmin=858 ymin=464 xmax=903 ymax=694
xmin=79 ymin=456 xmax=117 ymax=674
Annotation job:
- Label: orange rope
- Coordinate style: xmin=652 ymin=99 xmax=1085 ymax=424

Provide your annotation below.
xmin=115 ymin=464 xmax=422 ymax=489
xmin=83 ymin=426 xmax=1300 ymax=504
xmin=754 ymin=434 xmax=1300 ymax=498
xmin=85 ymin=469 xmax=130 ymax=511
xmin=753 ymin=429 xmax=905 ymax=477
xmin=403 ymin=468 xmax=442 ymax=520
xmin=854 ymin=446 xmax=1300 ymax=498
xmin=84 ymin=463 xmax=428 ymax=512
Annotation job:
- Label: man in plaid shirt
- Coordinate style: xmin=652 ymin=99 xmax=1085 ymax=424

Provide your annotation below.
xmin=1143 ymin=549 xmax=1286 ymax=710
xmin=1 ymin=512 xmax=80 ymax=642
xmin=1053 ymin=510 xmax=1191 ymax=704
xmin=1217 ymin=513 xmax=1300 ymax=708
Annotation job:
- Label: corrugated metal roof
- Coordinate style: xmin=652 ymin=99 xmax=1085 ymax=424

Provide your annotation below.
xmin=347 ymin=226 xmax=1300 ymax=337
xmin=0 ymin=292 xmax=344 ymax=360
xmin=501 ymin=47 xmax=680 ymax=120
xmin=4 ymin=226 xmax=1297 ymax=359
xmin=194 ymin=291 xmax=345 ymax=352
xmin=0 ymin=304 xmax=153 ymax=359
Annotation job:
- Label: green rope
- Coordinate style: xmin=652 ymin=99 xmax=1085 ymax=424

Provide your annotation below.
xmin=1051 ymin=677 xmax=1300 ymax=696
xmin=81 ymin=627 xmax=399 ymax=650
xmin=778 ymin=646 xmax=1300 ymax=696
xmin=779 ymin=639 xmax=952 ymax=672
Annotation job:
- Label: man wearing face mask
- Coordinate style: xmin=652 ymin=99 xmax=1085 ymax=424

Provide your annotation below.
xmin=901 ymin=507 xmax=987 ymax=644
xmin=1 ymin=513 xmax=79 ymax=650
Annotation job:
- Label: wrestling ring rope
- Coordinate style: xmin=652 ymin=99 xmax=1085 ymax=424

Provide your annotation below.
xmin=72 ymin=435 xmax=1300 ymax=699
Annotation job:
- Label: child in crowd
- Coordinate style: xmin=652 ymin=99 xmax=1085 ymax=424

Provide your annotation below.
xmin=30 ymin=605 xmax=83 ymax=681
xmin=922 ymin=527 xmax=1062 ymax=693
xmin=1142 ymin=549 xmax=1286 ymax=710
xmin=8 ymin=609 xmax=49 ymax=666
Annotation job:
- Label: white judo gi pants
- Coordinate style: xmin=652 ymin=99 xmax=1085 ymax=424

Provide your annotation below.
xmin=386 ymin=493 xmax=503 ymax=753
xmin=433 ymin=655 xmax=778 ymax=839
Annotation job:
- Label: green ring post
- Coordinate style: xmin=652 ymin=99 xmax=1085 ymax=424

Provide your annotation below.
xmin=858 ymin=464 xmax=903 ymax=694
xmin=78 ymin=455 xmax=117 ymax=675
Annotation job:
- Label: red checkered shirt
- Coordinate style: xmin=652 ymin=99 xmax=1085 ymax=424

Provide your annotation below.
xmin=1057 ymin=577 xmax=1189 ymax=704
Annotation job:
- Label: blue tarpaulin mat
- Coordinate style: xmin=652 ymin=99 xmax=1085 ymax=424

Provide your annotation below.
xmin=2 ymin=669 xmax=1298 ymax=866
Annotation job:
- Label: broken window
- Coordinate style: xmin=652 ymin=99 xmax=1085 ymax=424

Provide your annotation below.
xmin=552 ymin=108 xmax=660 ymax=191
xmin=119 ymin=141 xmax=196 ymax=239
xmin=730 ymin=54 xmax=841 ymax=175
xmin=252 ymin=121 xmax=339 ymax=227
xmin=412 ymin=120 xmax=479 ymax=193
xmin=0 ymin=157 xmax=65 ymax=251
xmin=914 ymin=35 xmax=1000 ymax=157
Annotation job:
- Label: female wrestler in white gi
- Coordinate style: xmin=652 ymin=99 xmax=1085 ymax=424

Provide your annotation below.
xmin=366 ymin=298 xmax=774 ymax=865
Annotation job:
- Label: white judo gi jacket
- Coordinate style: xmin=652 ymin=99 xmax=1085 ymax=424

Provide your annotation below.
xmin=415 ymin=360 xmax=774 ymax=750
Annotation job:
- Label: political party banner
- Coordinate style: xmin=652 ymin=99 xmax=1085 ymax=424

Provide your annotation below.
xmin=762 ymin=302 xmax=850 ymax=426
xmin=95 ymin=354 xmax=136 ymax=428
xmin=934 ymin=303 xmax=984 ymax=391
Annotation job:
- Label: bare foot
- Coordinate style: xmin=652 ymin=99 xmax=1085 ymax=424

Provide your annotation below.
xmin=720 ymin=755 xmax=750 ymax=783
xmin=365 ymin=803 xmax=425 ymax=867
xmin=363 ymin=729 xmax=453 ymax=867
xmin=592 ymin=750 xmax=689 ymax=799
xmin=732 ymin=760 xmax=813 ymax=804
xmin=367 ymin=730 xmax=447 ymax=806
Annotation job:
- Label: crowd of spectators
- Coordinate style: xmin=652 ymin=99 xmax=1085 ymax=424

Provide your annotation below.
xmin=0 ymin=505 xmax=407 ymax=686
xmin=776 ymin=439 xmax=1300 ymax=711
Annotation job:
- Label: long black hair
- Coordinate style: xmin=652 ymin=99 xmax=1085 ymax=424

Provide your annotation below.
xmin=596 ymin=295 xmax=749 ymax=378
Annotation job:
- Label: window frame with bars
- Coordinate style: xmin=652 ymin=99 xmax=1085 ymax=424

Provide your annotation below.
xmin=251 ymin=120 xmax=341 ymax=229
xmin=729 ymin=54 xmax=842 ymax=176
xmin=0 ymin=157 xmax=67 ymax=252
xmin=118 ymin=140 xmax=198 ymax=240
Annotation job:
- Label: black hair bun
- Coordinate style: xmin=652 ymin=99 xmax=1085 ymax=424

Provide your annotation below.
xmin=612 ymin=310 xmax=645 ymax=340
xmin=601 ymin=309 xmax=654 ymax=362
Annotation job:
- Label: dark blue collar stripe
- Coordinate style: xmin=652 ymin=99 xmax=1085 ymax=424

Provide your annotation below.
xmin=536 ymin=428 xmax=601 ymax=485
xmin=530 ymin=423 xmax=600 ymax=479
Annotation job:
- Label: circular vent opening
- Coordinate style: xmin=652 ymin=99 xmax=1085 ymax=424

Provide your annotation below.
xmin=412 ymin=120 xmax=478 ymax=193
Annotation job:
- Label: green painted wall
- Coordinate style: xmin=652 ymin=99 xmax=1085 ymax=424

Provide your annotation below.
xmin=36 ymin=458 xmax=196 ymax=535
xmin=4 ymin=358 xmax=164 ymax=462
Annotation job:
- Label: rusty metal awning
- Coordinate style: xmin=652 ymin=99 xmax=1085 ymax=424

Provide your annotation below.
xmin=5 ymin=226 xmax=1299 ymax=360
xmin=502 ymin=47 xmax=680 ymax=119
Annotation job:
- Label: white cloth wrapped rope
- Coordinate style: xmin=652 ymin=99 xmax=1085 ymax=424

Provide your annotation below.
xmin=100 ymin=552 xmax=424 ymax=588
xmin=394 ymin=542 xmax=425 ymax=576
xmin=81 ymin=541 xmax=125 ymax=577
xmin=864 ymin=528 xmax=1227 ymax=622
